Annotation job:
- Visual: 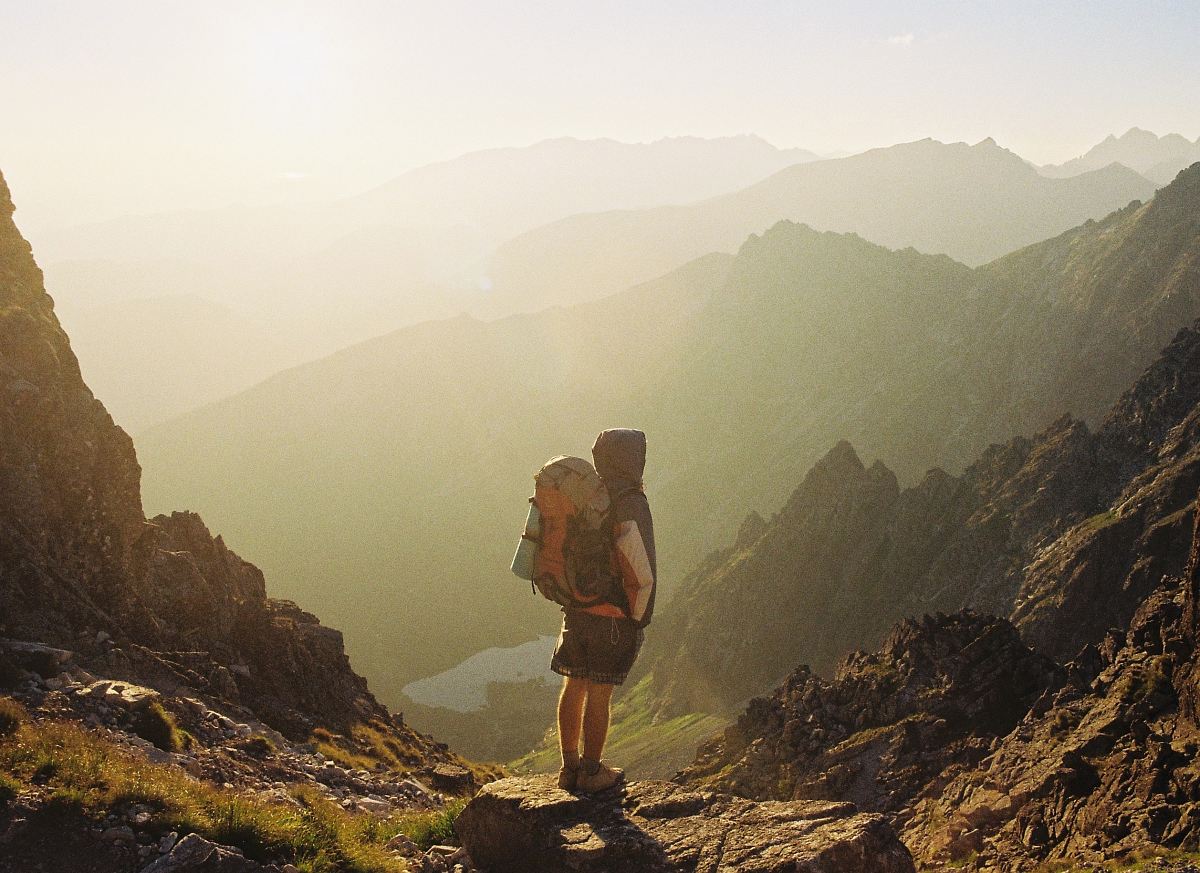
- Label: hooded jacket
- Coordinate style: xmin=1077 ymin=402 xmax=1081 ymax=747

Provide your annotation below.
xmin=591 ymin=428 xmax=657 ymax=627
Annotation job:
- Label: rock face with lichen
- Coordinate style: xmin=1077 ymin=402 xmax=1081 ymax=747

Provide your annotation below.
xmin=455 ymin=775 xmax=915 ymax=873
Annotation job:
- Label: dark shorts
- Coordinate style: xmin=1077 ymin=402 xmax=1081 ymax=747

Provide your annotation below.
xmin=550 ymin=610 xmax=644 ymax=686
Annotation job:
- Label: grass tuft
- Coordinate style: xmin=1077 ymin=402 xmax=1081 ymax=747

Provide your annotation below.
xmin=0 ymin=771 xmax=19 ymax=809
xmin=391 ymin=798 xmax=467 ymax=850
xmin=0 ymin=697 xmax=29 ymax=738
xmin=131 ymin=701 xmax=188 ymax=753
xmin=240 ymin=734 xmax=277 ymax=758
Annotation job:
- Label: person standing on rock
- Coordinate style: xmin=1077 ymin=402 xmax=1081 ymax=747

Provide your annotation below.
xmin=552 ymin=428 xmax=657 ymax=793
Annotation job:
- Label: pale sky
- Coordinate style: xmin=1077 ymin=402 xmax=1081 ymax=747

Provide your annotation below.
xmin=2 ymin=0 xmax=1198 ymax=229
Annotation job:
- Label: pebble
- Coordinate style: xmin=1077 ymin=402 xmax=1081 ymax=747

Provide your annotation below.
xmin=101 ymin=825 xmax=135 ymax=843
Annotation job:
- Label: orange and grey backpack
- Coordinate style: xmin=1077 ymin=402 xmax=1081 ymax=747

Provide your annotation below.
xmin=517 ymin=456 xmax=626 ymax=611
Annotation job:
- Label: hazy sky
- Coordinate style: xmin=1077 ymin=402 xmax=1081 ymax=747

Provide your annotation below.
xmin=2 ymin=0 xmax=1198 ymax=229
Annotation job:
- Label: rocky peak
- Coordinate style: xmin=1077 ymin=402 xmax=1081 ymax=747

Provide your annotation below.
xmin=1100 ymin=320 xmax=1200 ymax=466
xmin=904 ymin=507 xmax=1200 ymax=869
xmin=777 ymin=441 xmax=897 ymax=525
xmin=733 ymin=510 xmax=768 ymax=550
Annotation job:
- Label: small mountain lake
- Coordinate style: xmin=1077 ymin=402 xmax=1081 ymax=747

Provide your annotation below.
xmin=402 ymin=634 xmax=559 ymax=712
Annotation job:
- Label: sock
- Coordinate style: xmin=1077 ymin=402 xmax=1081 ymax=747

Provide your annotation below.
xmin=581 ymin=756 xmax=601 ymax=775
xmin=562 ymin=749 xmax=579 ymax=771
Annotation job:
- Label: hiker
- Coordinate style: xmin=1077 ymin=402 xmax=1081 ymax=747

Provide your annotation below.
xmin=551 ymin=428 xmax=656 ymax=793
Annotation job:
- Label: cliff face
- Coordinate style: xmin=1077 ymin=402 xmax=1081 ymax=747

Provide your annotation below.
xmin=0 ymin=169 xmax=144 ymax=638
xmin=0 ymin=168 xmax=438 ymax=745
xmin=648 ymin=317 xmax=1200 ymax=718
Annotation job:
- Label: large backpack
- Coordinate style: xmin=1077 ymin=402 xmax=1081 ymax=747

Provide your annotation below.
xmin=526 ymin=456 xmax=625 ymax=611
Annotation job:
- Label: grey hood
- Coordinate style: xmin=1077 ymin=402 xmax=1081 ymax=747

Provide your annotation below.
xmin=591 ymin=428 xmax=646 ymax=493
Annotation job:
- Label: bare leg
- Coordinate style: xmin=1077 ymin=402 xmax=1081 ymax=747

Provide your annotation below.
xmin=581 ymin=681 xmax=615 ymax=761
xmin=558 ymin=676 xmax=589 ymax=769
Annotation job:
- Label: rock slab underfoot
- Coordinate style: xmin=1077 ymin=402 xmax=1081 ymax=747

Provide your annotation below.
xmin=456 ymin=775 xmax=914 ymax=873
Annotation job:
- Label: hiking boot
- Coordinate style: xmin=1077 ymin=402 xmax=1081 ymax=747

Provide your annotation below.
xmin=577 ymin=760 xmax=624 ymax=793
xmin=557 ymin=764 xmax=578 ymax=792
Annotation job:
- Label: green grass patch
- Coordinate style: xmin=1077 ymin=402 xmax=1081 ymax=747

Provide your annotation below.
xmin=0 ymin=771 xmax=19 ymax=809
xmin=390 ymin=798 xmax=467 ymax=850
xmin=1113 ymin=654 xmax=1173 ymax=708
xmin=311 ymin=721 xmax=426 ymax=773
xmin=945 ymin=850 xmax=978 ymax=868
xmin=509 ymin=674 xmax=728 ymax=780
xmin=1082 ymin=509 xmax=1120 ymax=533
xmin=0 ymin=717 xmax=466 ymax=871
xmin=311 ymin=721 xmax=494 ymax=790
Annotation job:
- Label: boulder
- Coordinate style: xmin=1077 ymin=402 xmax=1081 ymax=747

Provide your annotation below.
xmin=0 ymin=638 xmax=74 ymax=677
xmin=138 ymin=833 xmax=260 ymax=872
xmin=85 ymin=679 xmax=161 ymax=710
xmin=456 ymin=776 xmax=914 ymax=873
xmin=429 ymin=763 xmax=473 ymax=793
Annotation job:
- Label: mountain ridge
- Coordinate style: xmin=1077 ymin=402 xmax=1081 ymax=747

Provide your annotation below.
xmin=1041 ymin=127 xmax=1200 ymax=184
xmin=485 ymin=137 xmax=1157 ymax=312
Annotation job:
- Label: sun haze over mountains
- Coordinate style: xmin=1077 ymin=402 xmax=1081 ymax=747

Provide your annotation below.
xmin=3 ymin=4 xmax=1200 ymax=871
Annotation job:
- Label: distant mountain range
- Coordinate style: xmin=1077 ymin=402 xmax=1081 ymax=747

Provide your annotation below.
xmin=136 ymin=163 xmax=1200 ymax=723
xmin=1041 ymin=127 xmax=1200 ymax=184
xmin=36 ymin=135 xmax=817 ymax=430
xmin=484 ymin=137 xmax=1155 ymax=311
xmin=37 ymin=135 xmax=1161 ymax=431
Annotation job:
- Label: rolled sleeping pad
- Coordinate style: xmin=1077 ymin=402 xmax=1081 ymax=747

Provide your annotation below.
xmin=510 ymin=501 xmax=541 ymax=580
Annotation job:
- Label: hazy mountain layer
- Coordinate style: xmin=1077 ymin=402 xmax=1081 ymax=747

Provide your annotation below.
xmin=1042 ymin=127 xmax=1200 ymax=184
xmin=35 ymin=136 xmax=814 ymax=429
xmin=137 ymin=166 xmax=1199 ymax=720
xmin=487 ymin=137 xmax=1156 ymax=311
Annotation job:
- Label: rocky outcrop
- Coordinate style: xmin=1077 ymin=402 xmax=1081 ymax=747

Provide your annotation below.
xmin=455 ymin=776 xmax=914 ymax=873
xmin=682 ymin=611 xmax=1063 ymax=820
xmin=140 ymin=834 xmax=261 ymax=873
xmin=905 ymin=573 xmax=1200 ymax=869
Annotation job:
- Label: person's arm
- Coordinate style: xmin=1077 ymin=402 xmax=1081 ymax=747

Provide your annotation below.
xmin=613 ymin=495 xmax=656 ymax=623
